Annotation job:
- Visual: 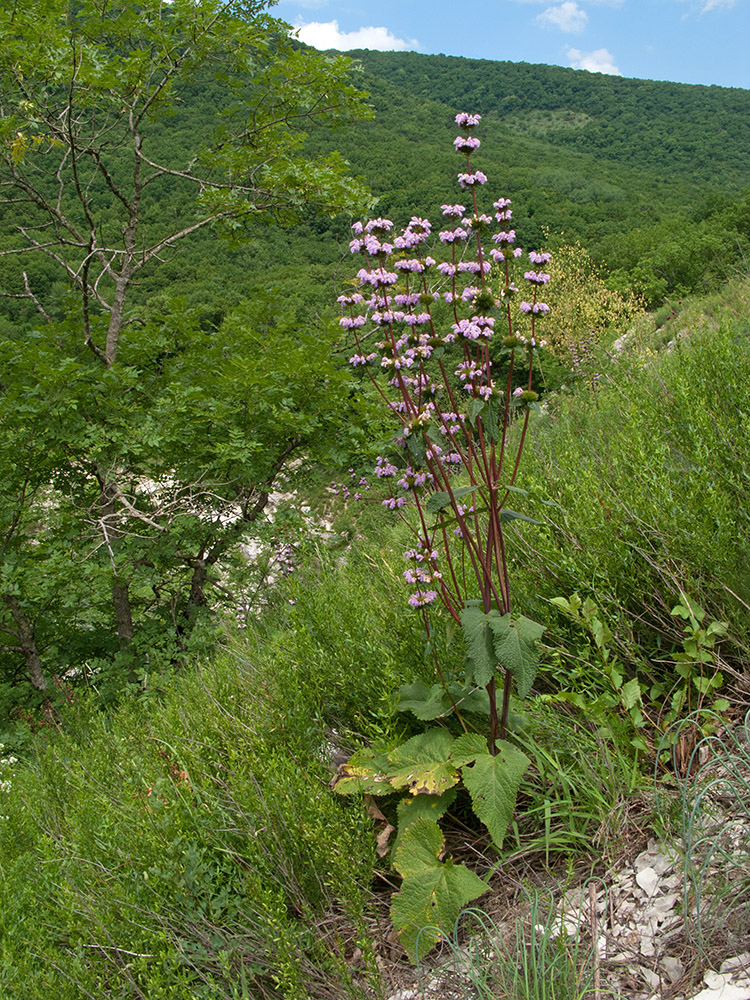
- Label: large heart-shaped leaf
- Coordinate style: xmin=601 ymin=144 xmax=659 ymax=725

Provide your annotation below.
xmin=391 ymin=818 xmax=488 ymax=960
xmin=387 ymin=730 xmax=459 ymax=796
xmin=331 ymin=746 xmax=393 ymax=796
xmin=461 ymin=742 xmax=530 ymax=849
xmin=461 ymin=605 xmax=504 ymax=687
xmin=397 ymin=680 xmax=495 ymax=720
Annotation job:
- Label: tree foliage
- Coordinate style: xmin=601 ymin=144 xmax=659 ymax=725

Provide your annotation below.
xmin=0 ymin=0 xmax=371 ymax=698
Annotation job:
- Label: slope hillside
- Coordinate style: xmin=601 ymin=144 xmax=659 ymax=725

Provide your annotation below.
xmin=1 ymin=45 xmax=748 ymax=322
xmin=347 ymin=51 xmax=749 ymax=185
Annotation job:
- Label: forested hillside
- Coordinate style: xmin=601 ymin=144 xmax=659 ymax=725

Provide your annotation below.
xmin=2 ymin=46 xmax=748 ymax=326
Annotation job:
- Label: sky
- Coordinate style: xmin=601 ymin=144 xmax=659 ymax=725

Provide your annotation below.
xmin=271 ymin=0 xmax=749 ymax=90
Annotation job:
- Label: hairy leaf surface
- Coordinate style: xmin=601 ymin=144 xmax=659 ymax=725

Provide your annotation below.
xmin=461 ymin=743 xmax=530 ymax=849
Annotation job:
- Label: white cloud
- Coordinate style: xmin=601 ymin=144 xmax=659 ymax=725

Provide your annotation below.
xmin=700 ymin=0 xmax=737 ymax=10
xmin=567 ymin=46 xmax=622 ymax=74
xmin=293 ymin=19 xmax=419 ymax=51
xmin=511 ymin=0 xmax=624 ymax=5
xmin=537 ymin=1 xmax=589 ymax=31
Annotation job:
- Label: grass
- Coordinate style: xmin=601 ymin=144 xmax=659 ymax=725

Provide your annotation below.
xmin=659 ymin=709 xmax=750 ymax=963
xmin=422 ymin=890 xmax=610 ymax=1000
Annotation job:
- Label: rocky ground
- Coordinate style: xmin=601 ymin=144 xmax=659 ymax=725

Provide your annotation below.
xmin=379 ymin=722 xmax=750 ymax=1000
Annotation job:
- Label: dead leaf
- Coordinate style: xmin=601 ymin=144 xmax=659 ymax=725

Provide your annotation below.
xmin=366 ymin=794 xmax=396 ymax=857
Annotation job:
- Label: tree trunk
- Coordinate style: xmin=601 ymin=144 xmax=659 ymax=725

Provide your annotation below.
xmin=97 ymin=475 xmax=136 ymax=653
xmin=3 ymin=594 xmax=46 ymax=690
xmin=112 ymin=579 xmax=135 ymax=650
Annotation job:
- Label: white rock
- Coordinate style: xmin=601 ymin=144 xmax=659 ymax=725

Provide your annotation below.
xmin=640 ymin=932 xmax=656 ymax=956
xmin=646 ymin=892 xmax=680 ymax=920
xmin=661 ymin=956 xmax=685 ymax=983
xmin=688 ymin=975 xmax=750 ymax=1000
xmin=642 ymin=968 xmax=661 ymax=989
xmin=635 ymin=866 xmax=660 ymax=896
xmin=721 ymin=956 xmax=750 ymax=976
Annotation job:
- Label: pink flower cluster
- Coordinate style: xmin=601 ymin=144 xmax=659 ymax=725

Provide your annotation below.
xmin=335 ymin=112 xmax=552 ymax=613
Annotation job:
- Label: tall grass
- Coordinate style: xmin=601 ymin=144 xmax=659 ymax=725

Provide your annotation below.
xmin=508 ymin=278 xmax=750 ymax=682
xmin=0 ymin=546 xmax=434 ymax=999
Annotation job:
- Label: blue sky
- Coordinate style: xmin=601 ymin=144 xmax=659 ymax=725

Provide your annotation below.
xmin=271 ymin=0 xmax=749 ymax=89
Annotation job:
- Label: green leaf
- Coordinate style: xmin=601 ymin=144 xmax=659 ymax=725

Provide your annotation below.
xmin=397 ymin=790 xmax=458 ymax=836
xmin=387 ymin=730 xmax=460 ymax=796
xmin=693 ymin=674 xmax=721 ymax=695
xmin=449 ymin=733 xmax=488 ymax=764
xmin=392 ymin=816 xmax=444 ymax=877
xmin=461 ymin=743 xmax=530 ymax=849
xmin=489 ymin=614 xmax=545 ymax=699
xmin=391 ymin=818 xmax=487 ymax=960
xmin=397 ymin=681 xmax=451 ymax=720
xmin=671 ymin=595 xmax=705 ymax=622
xmin=499 ymin=509 xmax=543 ymax=525
xmin=461 ymin=605 xmax=504 ymax=686
xmin=425 ymin=484 xmax=479 ymax=515
xmin=484 ymin=397 xmax=502 ymax=443
xmin=467 ymin=398 xmax=485 ymax=424
xmin=591 ymin=617 xmax=612 ymax=649
xmin=405 ymin=433 xmax=427 ymax=465
xmin=620 ymin=677 xmax=643 ymax=710
xmin=397 ymin=681 xmax=496 ymax=720
xmin=394 ymin=791 xmax=458 ymax=857
xmin=707 ymin=620 xmax=729 ymax=639
xmin=550 ymin=593 xmax=582 ymax=616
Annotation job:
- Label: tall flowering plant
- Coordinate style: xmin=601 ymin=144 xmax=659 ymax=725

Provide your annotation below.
xmin=340 ymin=113 xmax=547 ymax=750
xmin=333 ymin=114 xmax=550 ymax=960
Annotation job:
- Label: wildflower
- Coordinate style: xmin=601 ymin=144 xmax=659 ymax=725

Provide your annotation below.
xmin=394 ymin=292 xmax=421 ymax=307
xmin=457 ymin=261 xmax=491 ymax=275
xmin=455 ymin=112 xmax=481 ymax=127
xmin=465 ymin=212 xmax=493 ymax=230
xmin=438 ymin=227 xmax=469 ymax=243
xmin=397 ymin=468 xmax=429 ymax=491
xmin=394 ymin=258 xmax=428 ymax=273
xmin=375 ymin=456 xmax=398 ymax=477
xmin=339 ymin=315 xmax=366 ymax=329
xmin=408 ymin=590 xmax=438 ymax=608
xmin=441 ymin=204 xmax=466 ymax=217
xmin=457 ymin=171 xmax=488 ymax=188
xmin=357 ymin=267 xmax=398 ymax=288
xmin=524 ymin=270 xmax=551 ymax=285
xmin=406 ymin=216 xmax=432 ymax=235
xmin=365 ymin=218 xmax=394 ymax=234
xmin=454 ymin=135 xmax=481 ymax=154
